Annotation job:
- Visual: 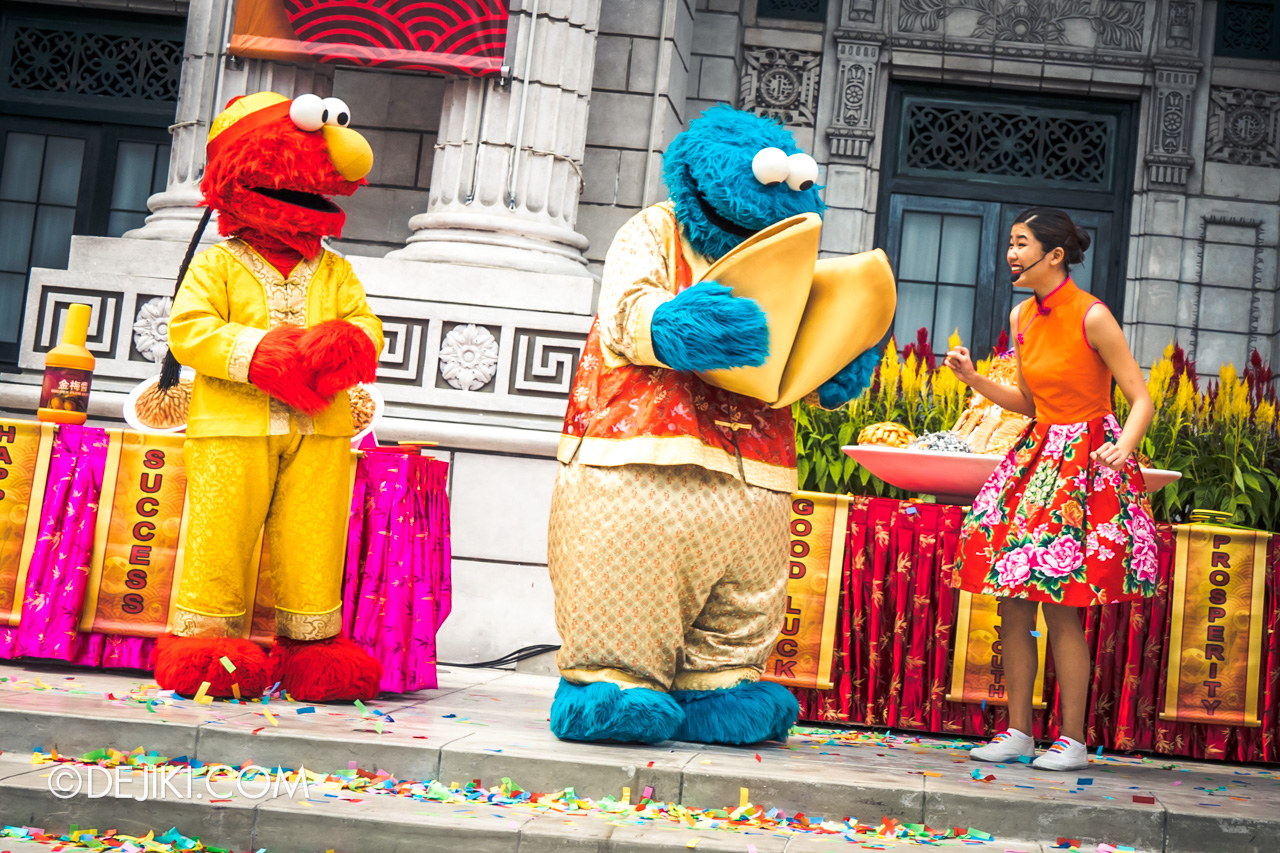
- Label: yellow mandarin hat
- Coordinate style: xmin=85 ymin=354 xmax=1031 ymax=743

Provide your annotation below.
xmin=206 ymin=92 xmax=292 ymax=162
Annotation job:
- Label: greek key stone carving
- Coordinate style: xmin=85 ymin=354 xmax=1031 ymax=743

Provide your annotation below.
xmin=1206 ymin=88 xmax=1280 ymax=168
xmin=510 ymin=330 xmax=586 ymax=397
xmin=438 ymin=323 xmax=500 ymax=392
xmin=741 ymin=47 xmax=822 ymax=128
xmin=1147 ymin=69 xmax=1198 ymax=188
xmin=132 ymin=297 xmax=172 ymax=363
xmin=35 ymin=288 xmax=120 ymax=358
xmin=826 ymin=41 xmax=879 ymax=163
xmin=373 ymin=317 xmax=431 ymax=386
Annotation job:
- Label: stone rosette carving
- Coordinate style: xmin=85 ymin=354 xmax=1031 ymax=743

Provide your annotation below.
xmin=439 ymin=323 xmax=499 ymax=392
xmin=132 ymin=296 xmax=173 ymax=363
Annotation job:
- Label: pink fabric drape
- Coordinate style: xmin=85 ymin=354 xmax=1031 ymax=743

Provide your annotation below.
xmin=342 ymin=451 xmax=452 ymax=692
xmin=0 ymin=426 xmax=109 ymax=662
xmin=1 ymin=432 xmax=452 ymax=693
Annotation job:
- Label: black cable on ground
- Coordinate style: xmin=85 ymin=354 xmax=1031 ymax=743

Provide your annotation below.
xmin=441 ymin=643 xmax=561 ymax=669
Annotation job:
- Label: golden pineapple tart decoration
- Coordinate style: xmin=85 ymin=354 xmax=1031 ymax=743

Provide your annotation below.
xmin=857 ymin=421 xmax=916 ymax=448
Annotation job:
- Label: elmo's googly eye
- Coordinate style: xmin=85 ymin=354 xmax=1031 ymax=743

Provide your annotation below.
xmin=322 ymin=98 xmax=351 ymax=128
xmin=289 ymin=94 xmax=326 ymax=132
xmin=751 ymin=147 xmax=790 ymax=187
xmin=786 ymin=153 xmax=819 ymax=191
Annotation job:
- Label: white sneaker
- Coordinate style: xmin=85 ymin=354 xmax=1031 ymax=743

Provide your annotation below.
xmin=970 ymin=729 xmax=1035 ymax=763
xmin=1032 ymin=736 xmax=1090 ymax=771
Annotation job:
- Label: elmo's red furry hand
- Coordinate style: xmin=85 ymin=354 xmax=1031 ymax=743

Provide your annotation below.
xmin=248 ymin=326 xmax=330 ymax=415
xmin=299 ymin=319 xmax=378 ymax=397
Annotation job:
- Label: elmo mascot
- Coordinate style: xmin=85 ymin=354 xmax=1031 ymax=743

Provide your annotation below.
xmin=153 ymin=91 xmax=384 ymax=702
xmin=547 ymin=106 xmax=884 ymax=745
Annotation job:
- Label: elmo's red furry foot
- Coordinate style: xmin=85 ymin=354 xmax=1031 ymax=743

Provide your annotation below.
xmin=154 ymin=634 xmax=271 ymax=699
xmin=269 ymin=634 xmax=383 ymax=702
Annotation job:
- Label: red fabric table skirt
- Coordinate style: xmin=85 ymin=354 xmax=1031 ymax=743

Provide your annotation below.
xmin=793 ymin=496 xmax=1280 ymax=764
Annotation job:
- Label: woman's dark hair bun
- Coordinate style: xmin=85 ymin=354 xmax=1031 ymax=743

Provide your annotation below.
xmin=1013 ymin=206 xmax=1090 ymax=270
xmin=1070 ymin=226 xmax=1091 ymax=262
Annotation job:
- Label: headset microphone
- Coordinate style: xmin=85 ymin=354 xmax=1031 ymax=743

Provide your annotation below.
xmin=1011 ymin=253 xmax=1046 ymax=285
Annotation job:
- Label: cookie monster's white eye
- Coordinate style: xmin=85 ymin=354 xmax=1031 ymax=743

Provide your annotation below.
xmin=752 ymin=147 xmax=790 ymax=187
xmin=322 ymin=98 xmax=351 ymax=127
xmin=786 ymin=153 xmax=819 ymax=191
xmin=290 ymin=94 xmax=326 ymax=132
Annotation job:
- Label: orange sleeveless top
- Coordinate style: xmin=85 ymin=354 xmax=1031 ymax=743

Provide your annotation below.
xmin=1016 ymin=279 xmax=1112 ymax=425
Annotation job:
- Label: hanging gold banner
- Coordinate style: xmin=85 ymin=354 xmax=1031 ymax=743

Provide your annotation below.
xmin=1161 ymin=524 xmax=1269 ymax=727
xmin=79 ymin=431 xmax=189 ymax=637
xmin=0 ymin=420 xmax=55 ymax=626
xmin=763 ymin=491 xmax=848 ymax=691
xmin=948 ymin=591 xmax=1049 ymax=708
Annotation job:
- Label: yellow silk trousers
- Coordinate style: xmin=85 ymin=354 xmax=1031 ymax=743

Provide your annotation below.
xmin=548 ymin=461 xmax=790 ymax=692
xmin=171 ymin=433 xmax=352 ymax=640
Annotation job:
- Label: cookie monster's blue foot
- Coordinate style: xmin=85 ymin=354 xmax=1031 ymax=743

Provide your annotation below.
xmin=671 ymin=679 xmax=799 ymax=745
xmin=549 ymin=679 xmax=685 ymax=744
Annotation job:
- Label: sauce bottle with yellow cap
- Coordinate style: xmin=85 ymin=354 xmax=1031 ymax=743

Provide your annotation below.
xmin=37 ymin=303 xmax=95 ymax=425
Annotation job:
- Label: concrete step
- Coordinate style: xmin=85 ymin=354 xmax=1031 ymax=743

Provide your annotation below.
xmin=1 ymin=661 xmax=1277 ymax=852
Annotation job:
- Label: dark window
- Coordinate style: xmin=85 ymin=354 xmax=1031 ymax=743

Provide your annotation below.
xmin=756 ymin=1 xmax=828 ymax=24
xmin=1215 ymin=1 xmax=1280 ymax=60
xmin=877 ymin=85 xmax=1138 ymax=358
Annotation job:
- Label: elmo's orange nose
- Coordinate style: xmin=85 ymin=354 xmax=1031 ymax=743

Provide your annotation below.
xmin=323 ymin=125 xmax=373 ymax=182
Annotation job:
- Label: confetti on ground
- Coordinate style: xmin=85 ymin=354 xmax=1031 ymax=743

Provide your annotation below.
xmin=13 ymin=745 xmax=1000 ymax=849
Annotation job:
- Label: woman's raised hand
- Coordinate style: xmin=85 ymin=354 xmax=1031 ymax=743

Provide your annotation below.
xmin=944 ymin=345 xmax=977 ymax=385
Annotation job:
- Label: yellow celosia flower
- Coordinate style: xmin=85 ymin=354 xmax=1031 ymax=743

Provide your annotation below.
xmin=1255 ymin=399 xmax=1276 ymax=434
xmin=879 ymin=337 xmax=900 ymax=407
xmin=948 ymin=329 xmax=963 ymax=351
xmin=1146 ymin=357 xmax=1173 ymax=411
xmin=1172 ymin=374 xmax=1195 ymax=418
xmin=902 ymin=352 xmax=923 ymax=402
xmin=1232 ymin=378 xmax=1251 ymax=423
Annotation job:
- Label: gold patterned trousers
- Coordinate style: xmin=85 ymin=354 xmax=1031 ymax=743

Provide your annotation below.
xmin=171 ymin=433 xmax=351 ymax=640
xmin=548 ymin=461 xmax=790 ymax=692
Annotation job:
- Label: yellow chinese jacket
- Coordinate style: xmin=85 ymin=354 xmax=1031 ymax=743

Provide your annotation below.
xmin=169 ymin=239 xmax=383 ymax=438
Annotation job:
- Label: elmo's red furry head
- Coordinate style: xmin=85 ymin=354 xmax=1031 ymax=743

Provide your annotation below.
xmin=201 ymin=91 xmax=373 ymax=258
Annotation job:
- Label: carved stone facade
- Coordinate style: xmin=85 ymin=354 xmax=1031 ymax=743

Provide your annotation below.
xmin=1206 ymin=87 xmax=1280 ymax=168
xmin=741 ymin=45 xmax=823 ymax=127
xmin=827 ymin=38 xmax=881 ymax=163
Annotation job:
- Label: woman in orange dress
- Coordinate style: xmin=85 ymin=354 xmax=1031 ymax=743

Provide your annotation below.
xmin=944 ymin=207 xmax=1156 ymax=771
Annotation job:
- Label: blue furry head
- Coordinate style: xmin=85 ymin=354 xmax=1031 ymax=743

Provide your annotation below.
xmin=663 ymin=105 xmax=825 ymax=261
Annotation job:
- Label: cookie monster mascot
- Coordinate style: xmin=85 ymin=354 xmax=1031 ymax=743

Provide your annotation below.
xmin=547 ymin=106 xmax=880 ymax=745
xmin=152 ymin=91 xmax=384 ymax=703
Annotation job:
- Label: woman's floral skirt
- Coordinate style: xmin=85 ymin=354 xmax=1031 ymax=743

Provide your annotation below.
xmin=954 ymin=413 xmax=1158 ymax=606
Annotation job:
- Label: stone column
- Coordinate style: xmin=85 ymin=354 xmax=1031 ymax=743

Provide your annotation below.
xmin=125 ymin=0 xmax=332 ymax=243
xmin=387 ymin=0 xmax=600 ymax=278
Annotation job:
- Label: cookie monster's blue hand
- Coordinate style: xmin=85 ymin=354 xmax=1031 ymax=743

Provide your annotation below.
xmin=816 ymin=348 xmax=880 ymax=409
xmin=650 ymin=281 xmax=770 ymax=372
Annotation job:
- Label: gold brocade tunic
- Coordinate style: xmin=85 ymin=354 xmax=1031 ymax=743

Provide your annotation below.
xmin=168 ymin=239 xmax=383 ymax=437
xmin=558 ymin=203 xmax=798 ymax=493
